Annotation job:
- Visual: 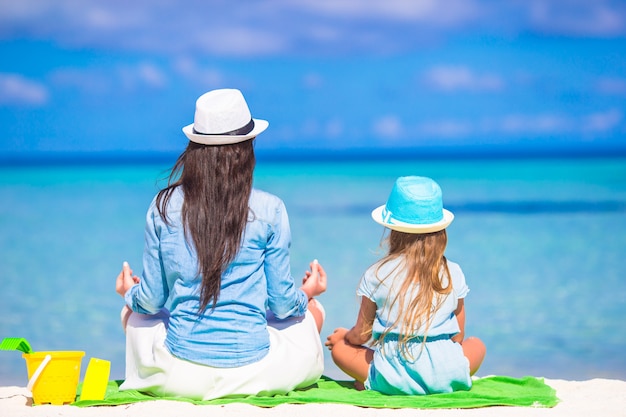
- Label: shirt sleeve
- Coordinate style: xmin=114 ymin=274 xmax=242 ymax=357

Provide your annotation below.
xmin=356 ymin=268 xmax=375 ymax=300
xmin=448 ymin=260 xmax=470 ymax=299
xmin=264 ymin=200 xmax=308 ymax=319
xmin=124 ymin=200 xmax=169 ymax=315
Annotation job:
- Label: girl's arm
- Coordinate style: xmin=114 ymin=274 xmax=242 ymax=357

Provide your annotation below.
xmin=452 ymin=298 xmax=466 ymax=343
xmin=325 ymin=296 xmax=376 ymax=384
xmin=344 ymin=296 xmax=377 ymax=346
xmin=452 ymin=297 xmax=487 ymax=375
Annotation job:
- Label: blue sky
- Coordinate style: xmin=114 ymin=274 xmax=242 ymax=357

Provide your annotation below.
xmin=1 ymin=0 xmax=625 ymax=159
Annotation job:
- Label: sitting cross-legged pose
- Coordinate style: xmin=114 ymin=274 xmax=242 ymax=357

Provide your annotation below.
xmin=116 ymin=89 xmax=327 ymax=400
xmin=326 ymin=176 xmax=485 ymax=395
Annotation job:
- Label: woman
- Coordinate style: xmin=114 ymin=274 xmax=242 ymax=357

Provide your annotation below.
xmin=116 ymin=89 xmax=327 ymax=400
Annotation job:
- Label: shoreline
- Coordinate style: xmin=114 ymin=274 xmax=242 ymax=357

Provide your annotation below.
xmin=1 ymin=378 xmax=625 ymax=417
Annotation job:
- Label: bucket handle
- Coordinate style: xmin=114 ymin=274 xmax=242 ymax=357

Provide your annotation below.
xmin=26 ymin=354 xmax=51 ymax=392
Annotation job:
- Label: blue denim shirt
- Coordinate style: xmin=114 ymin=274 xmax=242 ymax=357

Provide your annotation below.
xmin=125 ymin=187 xmax=309 ymax=367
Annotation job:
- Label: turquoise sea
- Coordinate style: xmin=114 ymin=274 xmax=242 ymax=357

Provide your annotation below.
xmin=1 ymin=156 xmax=625 ymax=385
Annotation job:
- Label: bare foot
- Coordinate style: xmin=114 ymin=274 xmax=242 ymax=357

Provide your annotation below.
xmin=354 ymin=381 xmax=365 ymax=391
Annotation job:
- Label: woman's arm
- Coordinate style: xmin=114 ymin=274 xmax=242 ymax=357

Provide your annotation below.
xmin=120 ymin=205 xmax=169 ymax=314
xmin=264 ymin=201 xmax=310 ymax=318
xmin=116 ymin=261 xmax=140 ymax=297
xmin=301 ymin=259 xmax=327 ymax=300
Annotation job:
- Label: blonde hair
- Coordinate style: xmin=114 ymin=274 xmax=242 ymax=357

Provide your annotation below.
xmin=375 ymin=229 xmax=452 ymax=358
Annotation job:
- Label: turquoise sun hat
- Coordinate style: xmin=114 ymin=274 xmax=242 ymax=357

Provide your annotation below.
xmin=371 ymin=176 xmax=454 ymax=234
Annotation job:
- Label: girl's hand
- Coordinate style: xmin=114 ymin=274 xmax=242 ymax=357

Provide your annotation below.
xmin=325 ymin=327 xmax=349 ymax=350
xmin=301 ymin=259 xmax=327 ymax=299
xmin=116 ymin=261 xmax=140 ymax=297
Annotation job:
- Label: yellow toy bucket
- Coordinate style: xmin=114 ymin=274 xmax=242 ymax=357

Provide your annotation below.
xmin=22 ymin=351 xmax=85 ymax=405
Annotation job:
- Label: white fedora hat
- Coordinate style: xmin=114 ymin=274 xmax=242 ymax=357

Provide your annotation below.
xmin=371 ymin=176 xmax=454 ymax=234
xmin=182 ymin=89 xmax=269 ymax=145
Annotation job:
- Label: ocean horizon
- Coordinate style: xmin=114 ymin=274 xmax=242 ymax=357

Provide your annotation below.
xmin=2 ymin=145 xmax=626 ymax=167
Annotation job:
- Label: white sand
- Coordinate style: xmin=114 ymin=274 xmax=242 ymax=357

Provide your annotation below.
xmin=1 ymin=379 xmax=625 ymax=417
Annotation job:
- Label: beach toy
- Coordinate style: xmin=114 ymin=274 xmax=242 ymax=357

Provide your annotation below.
xmin=2 ymin=337 xmax=110 ymax=404
xmin=26 ymin=354 xmax=51 ymax=393
xmin=79 ymin=357 xmax=111 ymax=401
xmin=0 ymin=337 xmax=33 ymax=354
xmin=22 ymin=350 xmax=85 ymax=405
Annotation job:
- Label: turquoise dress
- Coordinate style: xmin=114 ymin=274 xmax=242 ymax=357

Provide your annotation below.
xmin=357 ymin=257 xmax=472 ymax=395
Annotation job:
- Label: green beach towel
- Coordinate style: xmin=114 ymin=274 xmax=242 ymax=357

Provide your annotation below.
xmin=73 ymin=375 xmax=558 ymax=409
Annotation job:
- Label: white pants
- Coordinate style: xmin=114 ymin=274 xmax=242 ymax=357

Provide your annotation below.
xmin=120 ymin=307 xmax=324 ymax=400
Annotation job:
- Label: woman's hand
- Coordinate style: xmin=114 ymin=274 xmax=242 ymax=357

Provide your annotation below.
xmin=116 ymin=261 xmax=140 ymax=297
xmin=301 ymin=259 xmax=327 ymax=300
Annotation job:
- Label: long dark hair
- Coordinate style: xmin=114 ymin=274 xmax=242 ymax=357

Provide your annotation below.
xmin=156 ymin=140 xmax=255 ymax=312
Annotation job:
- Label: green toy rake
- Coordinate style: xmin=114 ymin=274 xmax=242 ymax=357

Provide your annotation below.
xmin=0 ymin=337 xmax=33 ymax=354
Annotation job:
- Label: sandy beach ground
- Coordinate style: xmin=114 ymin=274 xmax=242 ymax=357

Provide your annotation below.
xmin=1 ymin=378 xmax=625 ymax=417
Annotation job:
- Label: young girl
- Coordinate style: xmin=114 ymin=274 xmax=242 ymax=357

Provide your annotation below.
xmin=326 ymin=176 xmax=486 ymax=395
xmin=116 ymin=89 xmax=327 ymax=400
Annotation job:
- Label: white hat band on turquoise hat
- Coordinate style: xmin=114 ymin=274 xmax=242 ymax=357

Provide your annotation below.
xmin=371 ymin=176 xmax=454 ymax=234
